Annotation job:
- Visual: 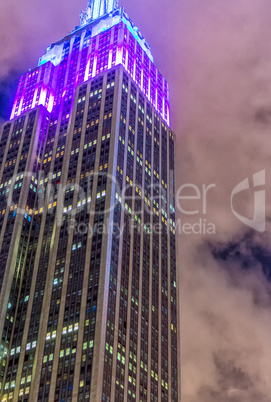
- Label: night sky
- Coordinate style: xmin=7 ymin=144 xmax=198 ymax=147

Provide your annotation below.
xmin=1 ymin=0 xmax=271 ymax=401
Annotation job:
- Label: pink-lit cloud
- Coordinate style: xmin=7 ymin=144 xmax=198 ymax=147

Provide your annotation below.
xmin=1 ymin=0 xmax=271 ymax=400
xmin=123 ymin=1 xmax=271 ymax=400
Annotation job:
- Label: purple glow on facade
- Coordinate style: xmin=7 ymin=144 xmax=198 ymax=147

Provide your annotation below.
xmin=10 ymin=7 xmax=170 ymax=125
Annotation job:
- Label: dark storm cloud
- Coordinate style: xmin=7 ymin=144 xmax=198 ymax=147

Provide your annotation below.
xmin=1 ymin=0 xmax=271 ymax=400
xmin=0 ymin=71 xmax=21 ymax=121
xmin=211 ymin=233 xmax=271 ymax=308
xmin=255 ymin=107 xmax=271 ymax=125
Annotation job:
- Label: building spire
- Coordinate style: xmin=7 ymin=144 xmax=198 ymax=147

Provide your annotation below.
xmin=80 ymin=0 xmax=119 ymax=27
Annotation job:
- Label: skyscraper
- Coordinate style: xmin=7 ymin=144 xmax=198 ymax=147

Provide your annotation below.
xmin=0 ymin=1 xmax=179 ymax=401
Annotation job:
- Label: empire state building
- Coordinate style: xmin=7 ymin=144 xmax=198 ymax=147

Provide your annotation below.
xmin=0 ymin=1 xmax=179 ymax=400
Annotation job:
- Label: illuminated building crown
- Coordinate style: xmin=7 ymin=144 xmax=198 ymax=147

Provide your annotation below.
xmin=10 ymin=0 xmax=171 ymax=125
xmin=80 ymin=0 xmax=119 ymax=26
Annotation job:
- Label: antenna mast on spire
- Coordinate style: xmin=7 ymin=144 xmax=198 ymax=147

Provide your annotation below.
xmin=80 ymin=0 xmax=119 ymax=27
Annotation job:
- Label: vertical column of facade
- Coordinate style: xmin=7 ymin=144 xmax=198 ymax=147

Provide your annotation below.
xmin=126 ymin=30 xmax=135 ymax=80
xmin=95 ymin=69 xmax=122 ymax=400
xmin=80 ymin=30 xmax=92 ymax=84
xmin=8 ymin=34 xmax=79 ymax=401
xmin=0 ymin=116 xmax=28 ymax=396
xmin=30 ymin=35 xmax=94 ymax=401
xmin=17 ymin=98 xmax=67 ymax=400
xmin=78 ymin=71 xmax=112 ymax=401
xmin=17 ymin=109 xmax=50 ymax=399
xmin=100 ymin=69 xmax=123 ymax=399
xmin=120 ymin=74 xmax=134 ymax=402
xmin=0 ymin=122 xmax=13 ymax=264
xmin=70 ymin=76 xmax=106 ymax=401
xmin=17 ymin=75 xmax=28 ymax=116
xmin=112 ymin=70 xmax=131 ymax=402
xmin=91 ymin=34 xmax=100 ymax=79
xmin=135 ymin=91 xmax=149 ymax=402
xmin=109 ymin=69 xmax=130 ymax=401
xmin=95 ymin=28 xmax=111 ymax=76
xmin=150 ymin=106 xmax=160 ymax=401
xmin=85 ymin=35 xmax=95 ymax=82
xmin=45 ymin=81 xmax=91 ymax=401
xmin=0 ymin=122 xmax=13 ymax=187
xmin=0 ymin=110 xmax=40 ymax=328
xmin=156 ymin=113 xmax=162 ymax=402
xmin=122 ymin=25 xmax=128 ymax=71
xmin=160 ymin=121 xmax=170 ymax=400
xmin=146 ymin=101 xmax=154 ymax=402
xmin=72 ymin=71 xmax=114 ymax=400
xmin=5 ymin=100 xmax=62 ymax=401
xmin=31 ymin=67 xmax=42 ymax=109
xmin=134 ymin=90 xmax=145 ymax=402
xmin=115 ymin=22 xmax=124 ymax=66
xmin=0 ymin=108 xmax=50 ymax=401
xmin=42 ymin=79 xmax=95 ymax=402
xmin=123 ymin=80 xmax=140 ymax=402
xmin=166 ymin=126 xmax=172 ymax=401
xmin=38 ymin=38 xmax=90 ymax=400
xmin=11 ymin=90 xmax=68 ymax=401
xmin=168 ymin=131 xmax=178 ymax=400
xmin=6 ymin=109 xmax=49 ymax=402
xmin=83 ymin=30 xmax=92 ymax=82
xmin=23 ymin=69 xmax=38 ymax=113
xmin=0 ymin=116 xmax=27 ymax=270
xmin=112 ymin=24 xmax=121 ymax=69
xmin=23 ymin=36 xmax=76 ymax=402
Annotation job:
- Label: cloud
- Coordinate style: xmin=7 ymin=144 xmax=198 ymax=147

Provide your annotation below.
xmin=123 ymin=0 xmax=271 ymax=400
xmin=171 ymin=0 xmax=271 ymax=400
xmin=1 ymin=0 xmax=271 ymax=400
xmin=180 ymin=236 xmax=271 ymax=401
xmin=0 ymin=0 xmax=86 ymax=79
xmin=0 ymin=71 xmax=21 ymax=121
